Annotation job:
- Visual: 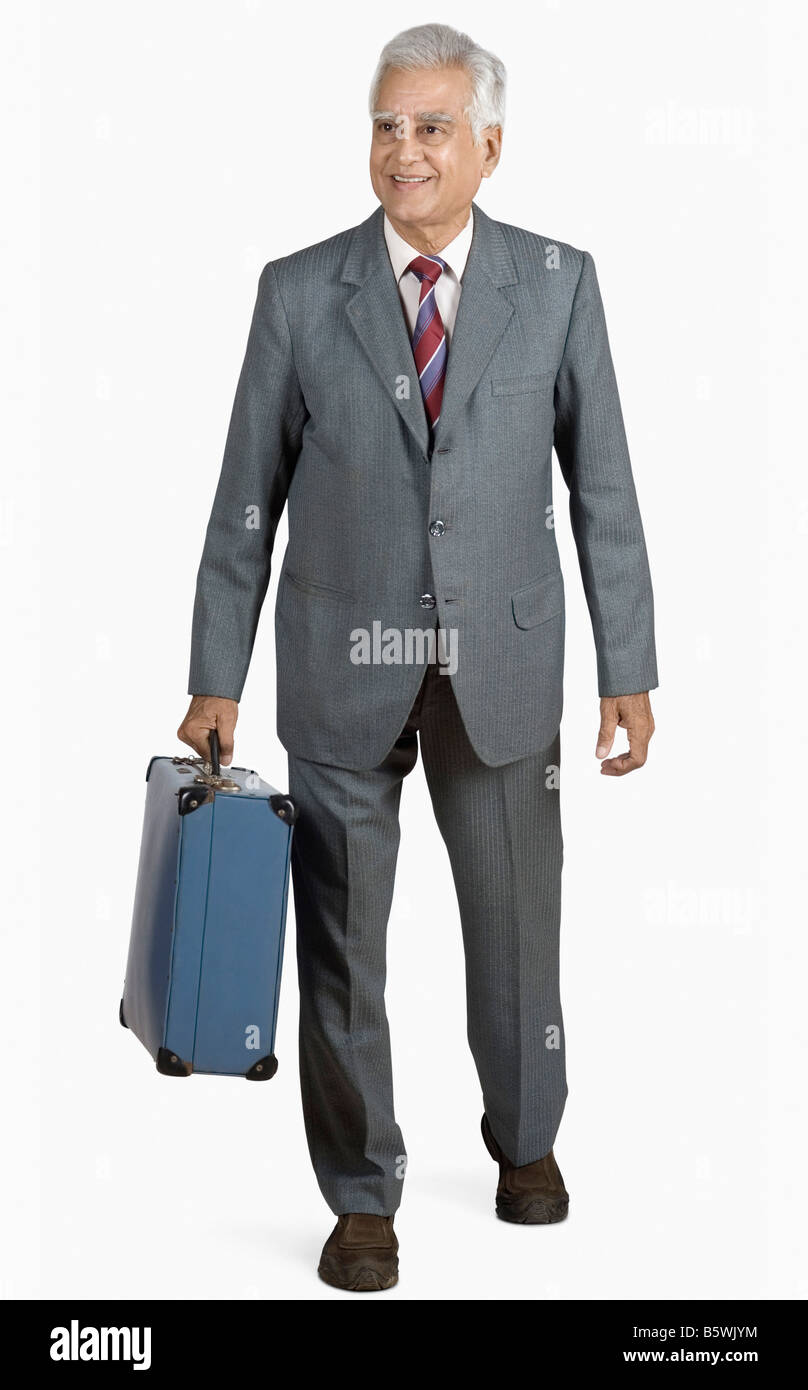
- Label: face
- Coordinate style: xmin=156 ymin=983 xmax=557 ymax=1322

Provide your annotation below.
xmin=369 ymin=65 xmax=501 ymax=248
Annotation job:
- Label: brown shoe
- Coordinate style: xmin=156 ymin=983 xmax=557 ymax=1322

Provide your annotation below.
xmin=481 ymin=1113 xmax=569 ymax=1225
xmin=317 ymin=1213 xmax=399 ymax=1292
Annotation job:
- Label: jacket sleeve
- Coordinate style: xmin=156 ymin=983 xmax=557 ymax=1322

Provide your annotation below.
xmin=553 ymin=250 xmax=659 ymax=696
xmin=187 ymin=262 xmax=307 ymax=700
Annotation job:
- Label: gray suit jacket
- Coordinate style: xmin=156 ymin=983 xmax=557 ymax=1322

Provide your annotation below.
xmin=188 ymin=201 xmax=658 ymax=769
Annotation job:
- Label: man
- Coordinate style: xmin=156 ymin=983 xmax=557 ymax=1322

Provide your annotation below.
xmin=178 ymin=22 xmax=657 ymax=1292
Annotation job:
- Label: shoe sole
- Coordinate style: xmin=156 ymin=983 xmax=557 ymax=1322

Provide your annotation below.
xmin=318 ymin=1257 xmax=398 ymax=1292
xmin=496 ymin=1197 xmax=569 ymax=1225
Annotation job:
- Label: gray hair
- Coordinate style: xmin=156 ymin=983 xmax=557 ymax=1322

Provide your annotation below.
xmin=368 ymin=23 xmax=506 ymax=146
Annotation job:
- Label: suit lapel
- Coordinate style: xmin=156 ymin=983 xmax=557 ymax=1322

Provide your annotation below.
xmin=343 ymin=202 xmax=518 ymax=461
xmin=434 ymin=204 xmax=517 ymax=448
xmin=344 ymin=206 xmax=431 ymax=459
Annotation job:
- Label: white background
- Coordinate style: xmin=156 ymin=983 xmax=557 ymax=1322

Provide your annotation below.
xmin=5 ymin=0 xmax=807 ymax=1300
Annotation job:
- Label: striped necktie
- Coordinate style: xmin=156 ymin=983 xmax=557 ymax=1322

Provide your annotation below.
xmin=407 ymin=254 xmax=448 ymax=446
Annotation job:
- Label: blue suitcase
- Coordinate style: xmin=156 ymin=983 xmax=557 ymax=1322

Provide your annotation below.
xmin=120 ymin=731 xmax=297 ymax=1079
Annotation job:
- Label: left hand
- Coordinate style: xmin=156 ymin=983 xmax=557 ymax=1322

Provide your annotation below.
xmin=596 ymin=692 xmax=655 ymax=776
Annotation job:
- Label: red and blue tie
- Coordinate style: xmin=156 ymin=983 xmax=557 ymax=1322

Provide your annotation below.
xmin=407 ymin=254 xmax=448 ymax=445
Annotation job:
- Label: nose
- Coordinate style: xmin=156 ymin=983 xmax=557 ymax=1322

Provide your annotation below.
xmin=393 ymin=132 xmax=426 ymax=165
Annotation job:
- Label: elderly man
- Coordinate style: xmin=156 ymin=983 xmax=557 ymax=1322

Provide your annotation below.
xmin=178 ymin=22 xmax=657 ymax=1292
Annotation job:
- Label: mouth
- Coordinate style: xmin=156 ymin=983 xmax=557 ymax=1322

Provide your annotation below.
xmin=389 ymin=174 xmax=433 ymax=188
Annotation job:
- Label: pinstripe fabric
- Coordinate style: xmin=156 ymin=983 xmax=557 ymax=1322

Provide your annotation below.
xmin=288 ymin=660 xmax=565 ymax=1215
xmin=188 ymin=201 xmax=658 ymax=770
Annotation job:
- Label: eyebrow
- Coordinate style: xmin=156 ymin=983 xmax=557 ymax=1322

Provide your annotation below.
xmin=371 ymin=110 xmax=456 ymax=125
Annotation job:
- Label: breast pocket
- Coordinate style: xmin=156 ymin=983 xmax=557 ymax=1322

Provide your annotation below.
xmin=511 ymin=569 xmax=565 ymax=629
xmin=491 ymin=370 xmax=556 ymax=397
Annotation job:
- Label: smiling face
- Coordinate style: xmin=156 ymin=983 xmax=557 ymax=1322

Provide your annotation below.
xmin=369 ymin=65 xmax=502 ymax=254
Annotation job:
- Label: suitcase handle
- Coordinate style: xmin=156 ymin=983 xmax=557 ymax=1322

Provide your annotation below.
xmin=208 ymin=727 xmax=221 ymax=778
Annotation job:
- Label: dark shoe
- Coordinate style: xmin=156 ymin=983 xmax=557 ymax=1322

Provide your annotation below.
xmin=481 ymin=1113 xmax=569 ymax=1225
xmin=317 ymin=1213 xmax=399 ymax=1292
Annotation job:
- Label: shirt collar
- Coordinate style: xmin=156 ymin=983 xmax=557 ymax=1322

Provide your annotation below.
xmin=383 ymin=208 xmax=474 ymax=285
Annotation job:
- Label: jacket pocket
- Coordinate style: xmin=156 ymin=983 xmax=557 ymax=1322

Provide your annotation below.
xmin=282 ymin=569 xmax=355 ymax=602
xmin=491 ymin=370 xmax=555 ymax=397
xmin=511 ymin=569 xmax=564 ymax=629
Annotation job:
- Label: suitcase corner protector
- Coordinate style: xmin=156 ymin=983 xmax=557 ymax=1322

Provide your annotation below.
xmin=156 ymin=1047 xmax=193 ymax=1077
xmin=246 ymin=1053 xmax=278 ymax=1081
xmin=177 ymin=785 xmax=215 ymax=816
xmin=269 ymin=794 xmax=298 ymax=826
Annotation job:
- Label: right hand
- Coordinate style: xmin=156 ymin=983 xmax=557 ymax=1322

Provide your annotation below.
xmin=177 ymin=695 xmax=238 ymax=766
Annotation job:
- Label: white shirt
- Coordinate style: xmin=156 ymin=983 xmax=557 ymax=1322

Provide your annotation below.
xmin=383 ymin=209 xmax=474 ymax=344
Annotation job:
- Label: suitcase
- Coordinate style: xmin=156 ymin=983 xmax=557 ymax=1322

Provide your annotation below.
xmin=120 ymin=730 xmax=297 ymax=1079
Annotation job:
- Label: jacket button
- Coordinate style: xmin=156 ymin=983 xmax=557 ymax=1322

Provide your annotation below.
xmin=419 ymin=593 xmax=436 ymax=610
xmin=429 ymin=519 xmax=446 ymax=537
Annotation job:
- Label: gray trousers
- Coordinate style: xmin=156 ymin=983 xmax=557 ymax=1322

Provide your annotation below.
xmin=287 ymin=660 xmax=566 ymax=1215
